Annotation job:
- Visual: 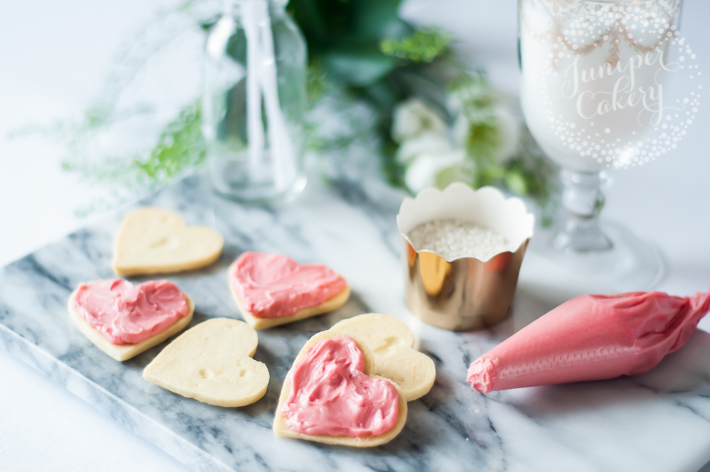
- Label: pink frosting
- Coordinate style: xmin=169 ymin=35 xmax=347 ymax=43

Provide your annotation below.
xmin=280 ymin=336 xmax=399 ymax=438
xmin=73 ymin=279 xmax=189 ymax=345
xmin=468 ymin=288 xmax=710 ymax=393
xmin=230 ymin=252 xmax=347 ymax=319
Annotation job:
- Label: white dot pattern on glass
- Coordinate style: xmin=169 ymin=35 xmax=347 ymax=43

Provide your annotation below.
xmin=523 ymin=0 xmax=701 ymax=169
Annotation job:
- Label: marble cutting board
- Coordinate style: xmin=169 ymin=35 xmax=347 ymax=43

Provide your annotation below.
xmin=2 ymin=175 xmax=710 ymax=472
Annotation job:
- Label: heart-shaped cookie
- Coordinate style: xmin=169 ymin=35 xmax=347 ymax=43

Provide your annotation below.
xmin=229 ymin=252 xmax=350 ymax=329
xmin=273 ymin=331 xmax=407 ymax=447
xmin=330 ymin=314 xmax=436 ymax=401
xmin=143 ymin=319 xmax=269 ymax=407
xmin=113 ymin=207 xmax=224 ymax=276
xmin=68 ymin=279 xmax=194 ymax=361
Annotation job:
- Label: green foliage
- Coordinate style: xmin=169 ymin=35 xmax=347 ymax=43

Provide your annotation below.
xmin=61 ymin=102 xmax=204 ymax=188
xmin=47 ymin=0 xmax=556 ymax=221
xmin=306 ymin=61 xmax=330 ymax=105
xmin=381 ymin=135 xmax=406 ymax=187
xmin=288 ymin=0 xmax=452 ymax=112
xmin=380 ymin=29 xmax=451 ymax=63
xmin=288 ymin=0 xmax=457 ymax=188
xmin=467 ymin=120 xmax=499 ymax=165
xmin=131 ymin=103 xmax=205 ymax=185
xmin=322 ymin=42 xmax=399 ymax=87
xmin=288 ymin=0 xmax=408 ymax=51
xmin=454 ymin=73 xmax=508 ymax=188
xmin=390 ymin=69 xmax=557 ymax=221
xmin=57 ymin=102 xmax=205 ymax=216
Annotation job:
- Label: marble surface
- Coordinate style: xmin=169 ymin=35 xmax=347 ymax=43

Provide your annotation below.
xmin=2 ymin=174 xmax=710 ymax=472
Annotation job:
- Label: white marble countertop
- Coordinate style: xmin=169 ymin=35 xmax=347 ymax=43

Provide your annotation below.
xmin=2 ymin=0 xmax=710 ymax=471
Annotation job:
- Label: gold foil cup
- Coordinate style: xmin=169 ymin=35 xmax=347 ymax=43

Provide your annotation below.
xmin=397 ymin=184 xmax=534 ymax=331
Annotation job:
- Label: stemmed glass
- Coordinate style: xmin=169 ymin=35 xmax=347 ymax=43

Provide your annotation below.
xmin=518 ymin=0 xmax=685 ymax=290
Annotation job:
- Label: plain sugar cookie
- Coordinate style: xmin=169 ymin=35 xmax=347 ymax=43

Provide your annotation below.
xmin=273 ymin=331 xmax=407 ymax=447
xmin=113 ymin=207 xmax=224 ymax=276
xmin=143 ymin=319 xmax=269 ymax=407
xmin=330 ymin=313 xmax=436 ymax=401
xmin=68 ymin=280 xmax=194 ymax=362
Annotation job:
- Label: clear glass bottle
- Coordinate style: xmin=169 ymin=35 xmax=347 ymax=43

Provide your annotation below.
xmin=203 ymin=0 xmax=307 ymax=203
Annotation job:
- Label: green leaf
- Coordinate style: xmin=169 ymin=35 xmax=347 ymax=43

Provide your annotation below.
xmin=435 ymin=164 xmax=472 ymax=189
xmin=288 ymin=0 xmax=332 ymax=46
xmin=351 ymin=0 xmax=405 ymax=38
xmin=199 ymin=20 xmax=216 ymax=32
xmin=380 ymin=135 xmax=406 ymax=188
xmin=504 ymin=170 xmax=528 ymax=196
xmin=474 ymin=162 xmax=505 ymax=188
xmin=466 ymin=119 xmax=499 ymax=160
xmin=306 ymin=62 xmax=330 ymax=105
xmin=323 ymin=44 xmax=398 ymax=86
xmin=130 ymin=101 xmax=205 ymax=185
xmin=357 ymin=79 xmax=404 ymax=117
xmin=380 ymin=28 xmax=451 ymax=63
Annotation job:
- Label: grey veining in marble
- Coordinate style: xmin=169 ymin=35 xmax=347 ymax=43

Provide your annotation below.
xmin=2 ymin=174 xmax=710 ymax=472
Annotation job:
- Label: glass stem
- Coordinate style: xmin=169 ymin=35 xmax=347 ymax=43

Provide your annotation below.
xmin=553 ymin=170 xmax=613 ymax=252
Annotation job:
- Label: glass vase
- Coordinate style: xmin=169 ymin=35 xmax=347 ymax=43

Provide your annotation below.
xmin=203 ymin=0 xmax=307 ymax=203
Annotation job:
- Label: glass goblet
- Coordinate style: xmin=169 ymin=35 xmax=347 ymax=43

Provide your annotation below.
xmin=518 ymin=0 xmax=684 ymax=290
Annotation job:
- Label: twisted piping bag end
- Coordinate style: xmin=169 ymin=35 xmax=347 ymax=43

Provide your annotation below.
xmin=690 ymin=285 xmax=710 ymax=318
xmin=467 ymin=356 xmax=498 ymax=394
xmin=666 ymin=285 xmax=710 ymax=354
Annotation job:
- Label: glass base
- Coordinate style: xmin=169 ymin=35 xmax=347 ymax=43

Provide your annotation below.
xmin=213 ymin=175 xmax=307 ymax=204
xmin=531 ymin=221 xmax=666 ymax=292
xmin=209 ymin=155 xmax=307 ymax=204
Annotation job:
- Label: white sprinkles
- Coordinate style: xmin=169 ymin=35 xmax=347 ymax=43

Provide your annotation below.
xmin=408 ymin=219 xmax=511 ymax=261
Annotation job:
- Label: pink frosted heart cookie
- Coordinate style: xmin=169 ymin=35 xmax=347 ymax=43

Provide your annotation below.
xmin=229 ymin=252 xmax=350 ymax=329
xmin=329 ymin=313 xmax=436 ymax=401
xmin=273 ymin=331 xmax=407 ymax=447
xmin=68 ymin=279 xmax=194 ymax=361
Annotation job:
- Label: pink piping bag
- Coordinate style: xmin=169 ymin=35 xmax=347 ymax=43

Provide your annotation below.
xmin=468 ymin=288 xmax=710 ymax=393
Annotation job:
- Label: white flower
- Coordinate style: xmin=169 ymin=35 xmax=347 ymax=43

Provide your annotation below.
xmin=404 ymin=149 xmax=467 ymax=193
xmin=391 ymin=99 xmax=446 ymax=143
xmin=453 ymin=105 xmax=521 ymax=164
xmin=396 ymin=133 xmax=452 ymax=164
